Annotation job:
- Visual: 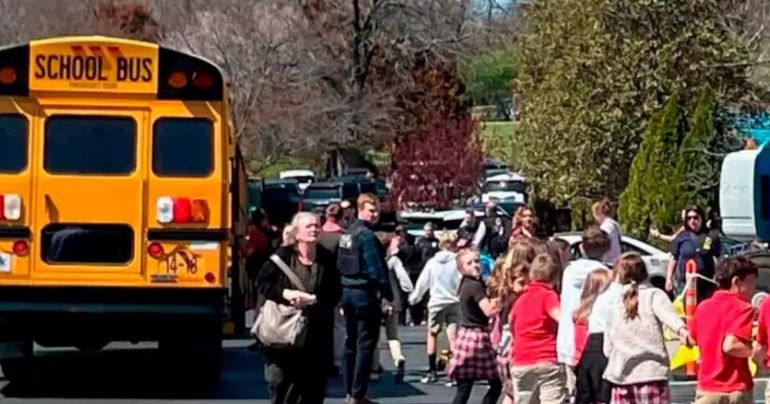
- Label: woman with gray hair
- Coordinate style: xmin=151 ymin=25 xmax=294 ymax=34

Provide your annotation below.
xmin=256 ymin=212 xmax=341 ymax=403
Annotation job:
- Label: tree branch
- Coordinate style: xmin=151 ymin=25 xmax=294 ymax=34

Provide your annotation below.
xmin=679 ymin=147 xmax=730 ymax=158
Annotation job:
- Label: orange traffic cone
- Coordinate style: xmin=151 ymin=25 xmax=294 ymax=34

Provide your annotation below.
xmin=684 ymin=259 xmax=698 ymax=378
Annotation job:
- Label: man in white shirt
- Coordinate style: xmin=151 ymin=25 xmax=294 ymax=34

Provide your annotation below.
xmin=557 ymin=226 xmax=611 ymax=395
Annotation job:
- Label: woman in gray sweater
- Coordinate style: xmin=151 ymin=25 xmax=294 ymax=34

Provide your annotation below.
xmin=603 ymin=253 xmax=690 ymax=404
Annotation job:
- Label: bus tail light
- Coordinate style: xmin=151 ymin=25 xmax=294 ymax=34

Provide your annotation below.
xmin=168 ymin=71 xmax=188 ymax=88
xmin=173 ymin=198 xmax=192 ymax=223
xmin=12 ymin=240 xmax=28 ymax=256
xmin=192 ymin=72 xmax=213 ymax=88
xmin=190 ymin=200 xmax=209 ymax=222
xmin=147 ymin=242 xmax=164 ymax=258
xmin=0 ymin=67 xmax=17 ymax=85
xmin=157 ymin=197 xmax=209 ymax=224
xmin=0 ymin=194 xmax=22 ymax=221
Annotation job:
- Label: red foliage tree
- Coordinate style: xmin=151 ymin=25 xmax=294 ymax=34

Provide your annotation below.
xmin=388 ymin=55 xmax=483 ymax=210
xmin=390 ymin=116 xmax=482 ymax=210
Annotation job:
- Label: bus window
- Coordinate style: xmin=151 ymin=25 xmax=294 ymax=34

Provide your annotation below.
xmin=45 ymin=116 xmax=136 ymax=175
xmin=153 ymin=118 xmax=213 ymax=177
xmin=0 ymin=115 xmax=27 ymax=173
xmin=41 ymin=223 xmax=134 ymax=264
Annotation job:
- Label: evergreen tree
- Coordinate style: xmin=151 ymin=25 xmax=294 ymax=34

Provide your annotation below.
xmin=619 ymin=109 xmax=662 ymax=237
xmin=620 ymin=92 xmax=685 ymax=237
xmin=515 ymin=0 xmax=765 ymax=206
xmin=675 ymin=88 xmax=718 ymax=210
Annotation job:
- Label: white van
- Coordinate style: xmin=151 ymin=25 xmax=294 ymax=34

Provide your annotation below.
xmin=481 ymin=172 xmax=527 ymax=204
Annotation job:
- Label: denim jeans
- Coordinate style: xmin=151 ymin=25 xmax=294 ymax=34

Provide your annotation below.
xmin=341 ymin=288 xmax=381 ymax=399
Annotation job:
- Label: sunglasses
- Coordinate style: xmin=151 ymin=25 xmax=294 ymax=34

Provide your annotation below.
xmin=686 ymin=215 xmax=701 ymax=220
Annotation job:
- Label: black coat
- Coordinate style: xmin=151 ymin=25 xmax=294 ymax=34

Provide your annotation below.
xmin=415 ymin=236 xmax=439 ymax=270
xmin=483 ymin=216 xmax=511 ymax=258
xmin=255 ymin=245 xmax=341 ymax=369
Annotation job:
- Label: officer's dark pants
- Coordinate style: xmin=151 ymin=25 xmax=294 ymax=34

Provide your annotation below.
xmin=341 ymin=288 xmax=381 ymax=400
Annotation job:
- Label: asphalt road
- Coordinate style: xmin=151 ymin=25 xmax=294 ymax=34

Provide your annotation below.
xmin=0 ymin=326 xmax=765 ymax=403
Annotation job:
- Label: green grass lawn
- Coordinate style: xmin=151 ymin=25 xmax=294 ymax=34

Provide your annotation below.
xmin=480 ymin=120 xmax=516 ymax=137
xmin=479 ymin=120 xmax=518 ymax=165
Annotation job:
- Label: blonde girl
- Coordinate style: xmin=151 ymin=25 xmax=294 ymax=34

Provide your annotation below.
xmin=489 ymin=240 xmax=537 ymax=404
xmin=447 ymin=248 xmax=502 ymax=404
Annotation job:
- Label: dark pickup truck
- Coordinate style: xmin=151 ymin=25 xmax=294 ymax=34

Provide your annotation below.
xmin=301 ymin=181 xmax=359 ymax=213
xmin=262 ymin=179 xmax=303 ymax=226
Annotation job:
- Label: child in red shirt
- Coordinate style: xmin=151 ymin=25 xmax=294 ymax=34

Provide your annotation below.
xmin=489 ymin=240 xmax=536 ymax=404
xmin=510 ymin=253 xmax=565 ymax=404
xmin=692 ymin=256 xmax=757 ymax=404
xmin=757 ymin=296 xmax=770 ymax=404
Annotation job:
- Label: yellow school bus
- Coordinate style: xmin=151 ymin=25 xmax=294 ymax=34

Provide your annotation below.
xmin=0 ymin=36 xmax=246 ymax=387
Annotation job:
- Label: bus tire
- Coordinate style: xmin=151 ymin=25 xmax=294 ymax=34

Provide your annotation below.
xmin=1 ymin=341 xmax=34 ymax=384
xmin=2 ymin=359 xmax=32 ymax=384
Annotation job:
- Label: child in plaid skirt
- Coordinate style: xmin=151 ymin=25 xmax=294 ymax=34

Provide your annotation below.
xmin=447 ymin=248 xmax=503 ymax=404
xmin=603 ymin=253 xmax=689 ymax=404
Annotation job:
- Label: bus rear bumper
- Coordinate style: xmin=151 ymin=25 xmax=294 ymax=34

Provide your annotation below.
xmin=0 ymin=286 xmax=226 ymax=345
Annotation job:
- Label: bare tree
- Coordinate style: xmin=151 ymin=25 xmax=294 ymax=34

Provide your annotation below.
xmin=0 ymin=0 xmax=518 ymax=172
xmin=156 ymin=0 xmax=495 ymax=170
xmin=0 ymin=0 xmax=161 ymax=43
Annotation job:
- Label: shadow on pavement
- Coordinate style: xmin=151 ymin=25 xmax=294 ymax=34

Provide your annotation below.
xmin=0 ymin=346 xmax=269 ymax=400
xmin=0 ymin=344 xmax=428 ymax=401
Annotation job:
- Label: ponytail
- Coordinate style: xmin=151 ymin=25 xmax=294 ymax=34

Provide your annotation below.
xmin=623 ymin=281 xmax=640 ymax=319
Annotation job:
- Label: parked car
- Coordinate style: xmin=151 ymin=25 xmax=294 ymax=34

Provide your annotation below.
xmin=279 ymin=169 xmax=315 ymax=192
xmin=482 ymin=159 xmax=510 ymax=180
xmin=341 ymin=168 xmax=373 ymax=178
xmin=247 ymin=178 xmax=263 ymax=214
xmin=302 ymin=181 xmax=359 ymax=212
xmin=481 ymin=172 xmax=528 ymax=204
xmin=552 ymin=232 xmax=668 ymax=290
xmin=262 ymin=179 xmax=303 ymax=226
xmin=399 ymin=208 xmax=493 ymax=239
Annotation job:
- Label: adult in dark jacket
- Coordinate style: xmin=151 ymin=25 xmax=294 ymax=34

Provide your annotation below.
xmin=415 ymin=222 xmax=440 ymax=268
xmin=665 ymin=205 xmax=721 ymax=304
xmin=337 ymin=194 xmax=393 ymax=404
xmin=482 ymin=202 xmax=511 ymax=259
xmin=256 ymin=212 xmax=341 ymax=404
xmin=409 ymin=222 xmax=439 ymax=325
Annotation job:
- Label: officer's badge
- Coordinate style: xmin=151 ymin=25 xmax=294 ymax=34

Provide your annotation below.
xmin=339 ymin=234 xmax=353 ymax=249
